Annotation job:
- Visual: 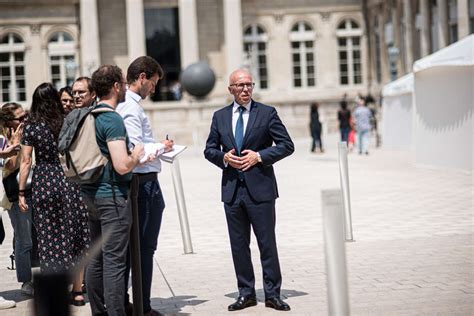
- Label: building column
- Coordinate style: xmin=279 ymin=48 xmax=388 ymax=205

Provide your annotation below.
xmin=223 ymin=0 xmax=243 ymax=79
xmin=437 ymin=0 xmax=449 ymax=48
xmin=403 ymin=0 xmax=414 ymax=71
xmin=126 ymin=0 xmax=146 ymax=62
xmin=419 ymin=0 xmax=431 ymax=56
xmin=178 ymin=0 xmax=199 ymax=69
xmin=80 ymin=0 xmax=101 ymax=76
xmin=392 ymin=4 xmax=403 ymax=75
xmin=369 ymin=14 xmax=379 ymax=88
xmin=457 ymin=0 xmax=470 ymax=38
xmin=378 ymin=8 xmax=390 ymax=83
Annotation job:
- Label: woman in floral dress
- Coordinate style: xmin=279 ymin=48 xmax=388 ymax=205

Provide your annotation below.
xmin=18 ymin=82 xmax=89 ymax=305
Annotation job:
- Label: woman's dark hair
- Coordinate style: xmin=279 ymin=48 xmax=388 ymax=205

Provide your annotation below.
xmin=30 ymin=82 xmax=64 ymax=140
xmin=0 ymin=102 xmax=23 ymax=127
xmin=310 ymin=102 xmax=319 ymax=114
xmin=58 ymin=86 xmax=73 ymax=99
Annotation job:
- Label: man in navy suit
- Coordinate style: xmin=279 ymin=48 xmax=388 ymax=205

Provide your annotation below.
xmin=204 ymin=69 xmax=294 ymax=312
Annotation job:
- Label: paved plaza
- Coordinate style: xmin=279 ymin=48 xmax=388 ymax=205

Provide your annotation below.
xmin=0 ymin=134 xmax=472 ymax=315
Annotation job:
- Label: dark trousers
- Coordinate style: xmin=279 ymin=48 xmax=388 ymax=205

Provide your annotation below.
xmin=311 ymin=130 xmax=323 ymax=152
xmin=83 ymin=195 xmax=131 ymax=316
xmin=8 ymin=200 xmax=33 ymax=283
xmin=224 ymin=182 xmax=282 ymax=299
xmin=340 ymin=126 xmax=351 ymax=143
xmin=125 ymin=177 xmax=165 ymax=312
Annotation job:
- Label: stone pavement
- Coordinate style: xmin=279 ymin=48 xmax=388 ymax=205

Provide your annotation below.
xmin=0 ymin=133 xmax=472 ymax=315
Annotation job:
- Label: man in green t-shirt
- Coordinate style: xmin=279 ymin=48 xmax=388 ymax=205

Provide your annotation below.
xmin=81 ymin=65 xmax=145 ymax=316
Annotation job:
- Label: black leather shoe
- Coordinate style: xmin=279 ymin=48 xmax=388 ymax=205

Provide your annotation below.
xmin=265 ymin=297 xmax=291 ymax=311
xmin=228 ymin=296 xmax=257 ymax=311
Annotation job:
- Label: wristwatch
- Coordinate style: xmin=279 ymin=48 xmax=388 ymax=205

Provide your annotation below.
xmin=257 ymin=153 xmax=262 ymax=163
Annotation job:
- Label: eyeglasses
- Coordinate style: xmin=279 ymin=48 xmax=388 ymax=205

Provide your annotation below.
xmin=12 ymin=115 xmax=25 ymax=123
xmin=72 ymin=90 xmax=88 ymax=97
xmin=230 ymin=82 xmax=255 ymax=91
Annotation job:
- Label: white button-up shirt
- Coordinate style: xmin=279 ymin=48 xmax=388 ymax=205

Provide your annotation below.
xmin=232 ymin=100 xmax=251 ymax=136
xmin=116 ymin=90 xmax=164 ymax=173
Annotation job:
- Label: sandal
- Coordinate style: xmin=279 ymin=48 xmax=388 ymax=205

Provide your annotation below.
xmin=70 ymin=291 xmax=86 ymax=306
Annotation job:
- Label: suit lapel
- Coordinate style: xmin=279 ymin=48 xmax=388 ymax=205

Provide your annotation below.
xmin=243 ymin=100 xmax=258 ymax=144
xmin=224 ymin=103 xmax=237 ymax=149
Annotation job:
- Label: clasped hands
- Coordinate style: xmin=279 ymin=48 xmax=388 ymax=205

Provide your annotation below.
xmin=224 ymin=148 xmax=259 ymax=171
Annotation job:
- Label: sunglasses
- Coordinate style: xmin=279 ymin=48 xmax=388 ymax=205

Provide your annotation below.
xmin=11 ymin=115 xmax=26 ymax=123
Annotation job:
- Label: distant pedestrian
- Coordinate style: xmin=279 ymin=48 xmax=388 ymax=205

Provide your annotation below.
xmin=365 ymin=94 xmax=381 ymax=147
xmin=353 ymin=96 xmax=372 ymax=155
xmin=169 ymin=80 xmax=182 ymax=100
xmin=337 ymin=98 xmax=351 ymax=143
xmin=309 ymin=102 xmax=323 ymax=153
xmin=348 ymin=117 xmax=356 ymax=152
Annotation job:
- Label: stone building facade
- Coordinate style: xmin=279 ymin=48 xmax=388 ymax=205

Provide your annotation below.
xmin=0 ymin=0 xmax=368 ymax=145
xmin=363 ymin=0 xmax=474 ymax=92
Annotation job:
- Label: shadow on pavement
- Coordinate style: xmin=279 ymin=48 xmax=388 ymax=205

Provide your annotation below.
xmin=225 ymin=288 xmax=308 ymax=302
xmin=150 ymin=295 xmax=207 ymax=315
xmin=0 ymin=289 xmax=31 ymax=303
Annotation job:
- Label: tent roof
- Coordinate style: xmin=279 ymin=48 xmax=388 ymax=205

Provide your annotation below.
xmin=382 ymin=73 xmax=414 ymax=97
xmin=413 ymin=34 xmax=474 ymax=72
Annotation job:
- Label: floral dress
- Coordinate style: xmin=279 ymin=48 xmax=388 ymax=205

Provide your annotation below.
xmin=21 ymin=120 xmax=89 ymax=273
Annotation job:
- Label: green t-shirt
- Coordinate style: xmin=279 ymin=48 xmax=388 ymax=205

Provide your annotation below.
xmin=81 ymin=104 xmax=132 ymax=198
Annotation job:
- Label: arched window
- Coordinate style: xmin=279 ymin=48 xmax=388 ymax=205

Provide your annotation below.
xmin=243 ymin=24 xmax=268 ymax=89
xmin=289 ymin=21 xmax=316 ymax=88
xmin=337 ymin=19 xmax=363 ymax=85
xmin=0 ymin=33 xmax=26 ymax=102
xmin=48 ymin=31 xmax=77 ymax=90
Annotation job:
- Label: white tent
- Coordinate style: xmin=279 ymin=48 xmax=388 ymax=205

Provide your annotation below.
xmin=413 ymin=34 xmax=473 ymax=172
xmin=381 ymin=73 xmax=414 ymax=150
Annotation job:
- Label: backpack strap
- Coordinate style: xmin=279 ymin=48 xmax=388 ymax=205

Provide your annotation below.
xmin=91 ymin=107 xmax=115 ymax=114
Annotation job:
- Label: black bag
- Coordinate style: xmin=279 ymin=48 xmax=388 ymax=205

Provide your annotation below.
xmin=2 ymin=168 xmax=32 ymax=203
xmin=0 ymin=216 xmax=5 ymax=245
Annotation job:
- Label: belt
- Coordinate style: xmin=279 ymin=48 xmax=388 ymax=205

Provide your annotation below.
xmin=134 ymin=172 xmax=158 ymax=184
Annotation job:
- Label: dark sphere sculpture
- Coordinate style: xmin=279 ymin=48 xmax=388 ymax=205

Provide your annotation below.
xmin=181 ymin=61 xmax=216 ymax=98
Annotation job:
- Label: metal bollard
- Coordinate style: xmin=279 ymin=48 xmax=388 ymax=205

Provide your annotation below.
xmin=170 ymin=158 xmax=194 ymax=254
xmin=321 ymin=189 xmax=351 ymax=316
xmin=130 ymin=174 xmax=144 ymax=316
xmin=338 ymin=141 xmax=354 ymax=241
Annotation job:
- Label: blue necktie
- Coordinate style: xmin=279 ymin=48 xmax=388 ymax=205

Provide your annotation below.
xmin=235 ymin=106 xmax=245 ymax=155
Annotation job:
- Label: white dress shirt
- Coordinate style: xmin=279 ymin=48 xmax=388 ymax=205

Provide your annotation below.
xmin=232 ymin=100 xmax=251 ymax=136
xmin=116 ymin=90 xmax=164 ymax=173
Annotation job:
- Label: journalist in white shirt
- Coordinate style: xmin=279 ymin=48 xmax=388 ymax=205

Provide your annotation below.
xmin=116 ymin=56 xmax=173 ymax=316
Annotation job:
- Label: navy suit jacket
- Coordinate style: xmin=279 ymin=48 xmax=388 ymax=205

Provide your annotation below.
xmin=204 ymin=100 xmax=294 ymax=203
